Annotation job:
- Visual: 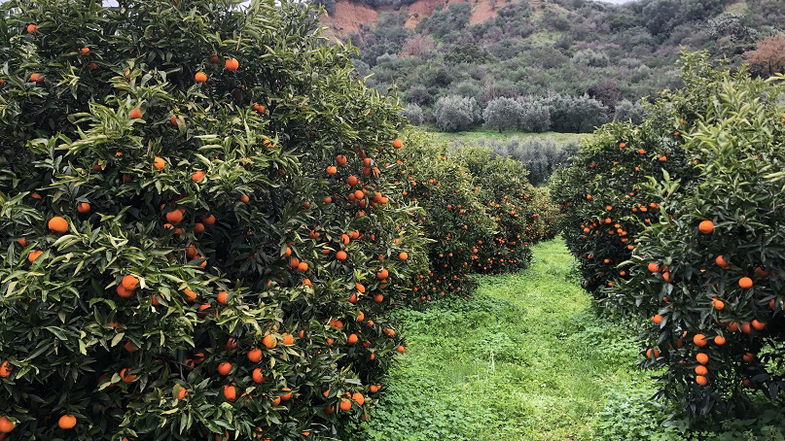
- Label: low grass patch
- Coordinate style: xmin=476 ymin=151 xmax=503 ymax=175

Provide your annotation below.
xmin=348 ymin=239 xmax=785 ymax=441
xmin=425 ymin=128 xmax=589 ymax=147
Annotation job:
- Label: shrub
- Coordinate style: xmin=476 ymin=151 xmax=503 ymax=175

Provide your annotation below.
xmin=403 ymin=103 xmax=425 ymax=126
xmin=433 ymin=95 xmax=481 ymax=132
xmin=0 ymin=1 xmax=428 ymax=440
xmin=544 ymin=94 xmax=609 ymax=133
xmin=516 ymin=97 xmax=552 ymax=133
xmin=483 ymin=97 xmax=522 ymax=132
xmin=481 ymin=138 xmax=575 ymax=186
xmin=613 ymin=99 xmax=647 ymax=124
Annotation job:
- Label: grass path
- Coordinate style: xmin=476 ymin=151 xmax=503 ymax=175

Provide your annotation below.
xmin=353 ymin=239 xmax=650 ymax=441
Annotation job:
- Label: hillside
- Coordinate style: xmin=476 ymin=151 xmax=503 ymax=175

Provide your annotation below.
xmin=318 ymin=0 xmax=785 ymax=131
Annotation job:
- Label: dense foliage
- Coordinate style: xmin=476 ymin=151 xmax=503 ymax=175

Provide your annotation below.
xmin=554 ymin=52 xmax=785 ymax=424
xmin=338 ymin=0 xmax=785 ymax=131
xmin=0 ymin=1 xmax=430 ymax=440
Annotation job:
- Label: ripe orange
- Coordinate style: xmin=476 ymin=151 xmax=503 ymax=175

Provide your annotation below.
xmin=326 ymin=165 xmax=337 ymax=175
xmin=647 ymin=262 xmax=660 ymax=272
xmin=217 ymin=291 xmax=229 ymax=305
xmin=252 ymin=368 xmax=266 ymax=384
xmin=347 ymin=333 xmax=358 ymax=344
xmin=339 ymin=398 xmax=352 ymax=411
xmin=392 ymin=138 xmax=403 ymax=149
xmin=203 ymin=214 xmax=216 ymax=225
xmin=395 ymin=345 xmax=405 ymax=353
xmin=116 ymin=285 xmax=133 ymax=298
xmin=191 ymin=170 xmax=206 ymax=182
xmin=738 ymin=277 xmax=753 ymax=289
xmin=153 ymin=156 xmax=166 ymax=170
xmin=297 ymin=261 xmax=309 ymax=272
xmin=0 ymin=361 xmax=12 ymax=378
xmin=695 ymin=375 xmax=708 ymax=386
xmin=692 ymin=333 xmax=707 ymax=347
xmin=26 ymin=23 xmax=37 ymax=33
xmin=29 ymin=72 xmax=44 ymax=83
xmin=352 ymin=392 xmax=365 ymax=405
xmin=369 ymin=384 xmax=381 ymax=393
xmin=712 ymin=299 xmax=724 ymax=310
xmin=743 ymin=352 xmax=755 ymax=362
xmin=751 ymin=319 xmax=766 ymax=331
xmin=398 ymin=251 xmax=409 ymax=261
xmin=247 ymin=348 xmax=263 ymax=363
xmin=698 ymin=220 xmax=714 ymax=234
xmin=217 ymin=362 xmax=233 ymax=376
xmin=239 ymin=194 xmax=250 ymax=203
xmin=130 ymin=108 xmax=143 ymax=119
xmin=194 ymin=72 xmax=207 ymax=83
xmin=223 ymin=385 xmax=237 ymax=402
xmin=376 ymin=268 xmax=389 ymax=280
xmin=48 ymin=216 xmax=69 ymax=234
xmin=694 ymin=365 xmax=708 ymax=376
xmin=715 ymin=255 xmax=728 ymax=268
xmin=27 ymin=250 xmax=44 ymax=263
xmin=282 ymin=333 xmax=295 ymax=345
xmin=77 ymin=202 xmax=91 ymax=214
xmin=696 ymin=353 xmax=709 ymax=365
xmin=263 ymin=334 xmax=277 ymax=349
xmin=335 ymin=250 xmax=348 ymax=261
xmin=165 ymin=209 xmax=184 ymax=224
xmin=121 ymin=274 xmax=139 ymax=291
xmin=183 ymin=288 xmax=197 ymax=302
xmin=651 ymin=314 xmax=664 ymax=324
xmin=225 ymin=58 xmax=239 ymax=71
xmin=119 ymin=368 xmax=137 ymax=383
xmin=0 ymin=416 xmax=14 ymax=433
xmin=175 ymin=386 xmax=188 ymax=400
xmin=714 ymin=335 xmax=726 ymax=345
xmin=58 ymin=415 xmax=77 ymax=430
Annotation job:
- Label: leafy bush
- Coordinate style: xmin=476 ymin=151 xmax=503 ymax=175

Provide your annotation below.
xmin=544 ymin=94 xmax=609 ymax=133
xmin=516 ymin=97 xmax=552 ymax=133
xmin=614 ymin=99 xmax=647 ymax=124
xmin=481 ymin=138 xmax=576 ymax=186
xmin=0 ymin=1 xmax=429 ymax=440
xmin=403 ymin=103 xmax=425 ymax=126
xmin=433 ymin=95 xmax=481 ymax=132
xmin=482 ymin=97 xmax=522 ymax=132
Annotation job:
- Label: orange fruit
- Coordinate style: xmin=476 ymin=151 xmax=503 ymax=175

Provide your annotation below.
xmin=183 ymin=288 xmax=197 ymax=302
xmin=223 ymin=385 xmax=237 ymax=402
xmin=347 ymin=334 xmax=358 ymax=344
xmin=0 ymin=416 xmax=14 ymax=433
xmin=352 ymin=392 xmax=365 ymax=405
xmin=247 ymin=348 xmax=263 ymax=363
xmin=130 ymin=108 xmax=143 ymax=119
xmin=392 ymin=138 xmax=403 ymax=149
xmin=339 ymin=398 xmax=352 ymax=411
xmin=121 ymin=275 xmax=139 ymax=291
xmin=282 ymin=333 xmax=295 ymax=345
xmin=191 ymin=170 xmax=206 ymax=182
xmin=395 ymin=345 xmax=405 ymax=353
xmin=239 ymin=194 xmax=250 ymax=203
xmin=714 ymin=335 xmax=726 ymax=345
xmin=651 ymin=314 xmax=664 ymax=324
xmin=252 ymin=368 xmax=266 ymax=384
xmin=26 ymin=23 xmax=37 ymax=33
xmin=48 ymin=216 xmax=69 ymax=234
xmin=203 ymin=214 xmax=216 ymax=225
xmin=336 ymin=250 xmax=348 ymax=261
xmin=692 ymin=334 xmax=707 ymax=347
xmin=647 ymin=262 xmax=660 ymax=273
xmin=752 ymin=319 xmax=766 ymax=331
xmin=698 ymin=220 xmax=714 ymax=234
xmin=194 ymin=72 xmax=207 ymax=83
xmin=217 ymin=362 xmax=233 ymax=376
xmin=297 ymin=261 xmax=309 ymax=272
xmin=369 ymin=384 xmax=381 ymax=393
xmin=696 ymin=353 xmax=709 ymax=365
xmin=29 ymin=72 xmax=44 ymax=83
xmin=58 ymin=415 xmax=77 ymax=430
xmin=77 ymin=202 xmax=91 ymax=213
xmin=743 ymin=352 xmax=755 ymax=362
xmin=715 ymin=255 xmax=728 ymax=268
xmin=695 ymin=375 xmax=708 ymax=386
xmin=27 ymin=250 xmax=44 ymax=263
xmin=175 ymin=386 xmax=188 ymax=400
xmin=217 ymin=291 xmax=229 ymax=305
xmin=153 ymin=156 xmax=166 ymax=170
xmin=376 ymin=268 xmax=389 ymax=280
xmin=225 ymin=58 xmax=239 ymax=71
xmin=119 ymin=368 xmax=137 ymax=383
xmin=695 ymin=365 xmax=708 ymax=376
xmin=116 ymin=285 xmax=134 ymax=298
xmin=712 ymin=299 xmax=724 ymax=310
xmin=262 ymin=334 xmax=277 ymax=349
xmin=398 ymin=251 xmax=409 ymax=260
xmin=165 ymin=209 xmax=184 ymax=224
xmin=738 ymin=277 xmax=753 ymax=289
xmin=0 ymin=361 xmax=12 ymax=378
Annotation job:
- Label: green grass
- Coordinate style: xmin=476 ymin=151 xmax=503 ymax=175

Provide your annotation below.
xmin=426 ymin=127 xmax=589 ymax=147
xmin=349 ymin=239 xmax=785 ymax=441
xmin=351 ymin=239 xmax=655 ymax=441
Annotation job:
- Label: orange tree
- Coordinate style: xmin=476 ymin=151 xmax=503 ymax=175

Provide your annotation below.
xmin=0 ymin=0 xmax=428 ymax=440
xmin=393 ymin=132 xmax=497 ymax=301
xmin=550 ymin=117 xmax=693 ymax=299
xmin=611 ymin=59 xmax=785 ymax=421
xmin=454 ymin=146 xmax=538 ymax=274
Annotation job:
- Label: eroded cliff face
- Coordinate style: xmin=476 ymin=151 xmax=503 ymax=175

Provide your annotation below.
xmin=321 ymin=0 xmax=509 ymax=37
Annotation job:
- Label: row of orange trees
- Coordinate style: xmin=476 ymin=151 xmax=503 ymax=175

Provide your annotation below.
xmin=553 ymin=52 xmax=785 ymax=423
xmin=0 ymin=1 xmax=553 ymax=440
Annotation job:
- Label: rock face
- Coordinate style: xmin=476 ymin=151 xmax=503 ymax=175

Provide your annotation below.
xmin=321 ymin=0 xmax=506 ymax=36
